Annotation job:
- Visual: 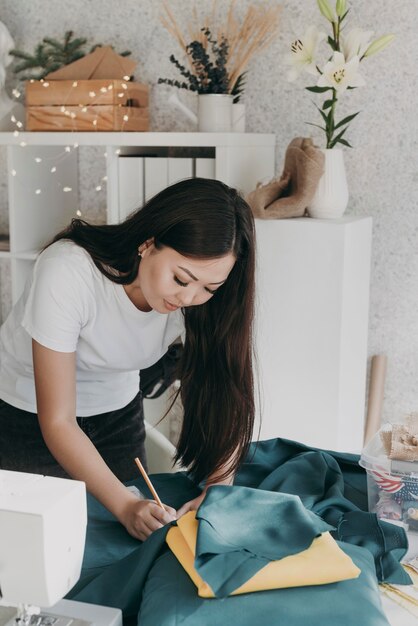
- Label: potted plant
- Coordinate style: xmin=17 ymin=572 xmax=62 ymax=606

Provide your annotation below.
xmin=158 ymin=1 xmax=281 ymax=132
xmin=286 ymin=0 xmax=394 ymax=217
xmin=159 ymin=27 xmax=233 ymax=132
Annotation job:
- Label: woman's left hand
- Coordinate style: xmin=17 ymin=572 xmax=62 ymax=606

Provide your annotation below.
xmin=176 ymin=491 xmax=206 ymax=519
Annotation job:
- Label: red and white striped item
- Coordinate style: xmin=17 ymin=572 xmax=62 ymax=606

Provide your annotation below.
xmin=370 ymin=467 xmax=405 ymax=494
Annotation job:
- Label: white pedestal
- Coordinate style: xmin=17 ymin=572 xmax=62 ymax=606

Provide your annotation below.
xmin=254 ymin=216 xmax=372 ymax=452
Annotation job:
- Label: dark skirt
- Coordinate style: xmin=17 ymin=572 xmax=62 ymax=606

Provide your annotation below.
xmin=0 ymin=391 xmax=147 ymax=482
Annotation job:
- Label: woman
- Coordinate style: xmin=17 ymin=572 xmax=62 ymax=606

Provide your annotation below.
xmin=0 ymin=177 xmax=255 ymax=541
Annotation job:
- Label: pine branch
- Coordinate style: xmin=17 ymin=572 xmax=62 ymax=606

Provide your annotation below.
xmin=43 ymin=37 xmax=66 ymax=51
xmin=10 ymin=31 xmax=130 ymax=80
xmin=9 ymin=49 xmax=34 ymax=61
xmin=89 ymin=43 xmax=131 ymax=56
xmin=64 ymin=30 xmax=73 ymax=47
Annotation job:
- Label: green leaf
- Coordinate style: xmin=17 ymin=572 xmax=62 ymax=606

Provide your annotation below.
xmin=314 ymin=103 xmax=331 ymax=127
xmin=305 ymin=122 xmax=326 ymax=131
xmin=327 ymin=36 xmax=337 ymax=51
xmin=334 ymin=111 xmax=360 ymax=130
xmin=336 ymin=138 xmax=352 ymax=147
xmin=231 ymin=72 xmax=247 ymax=103
xmin=322 ymin=99 xmax=334 ymax=110
xmin=329 ymin=126 xmax=348 ymax=148
xmin=319 ymin=109 xmax=330 ymax=126
xmin=306 ymin=85 xmax=333 ymax=93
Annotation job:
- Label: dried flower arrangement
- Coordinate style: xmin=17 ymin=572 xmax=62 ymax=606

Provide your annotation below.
xmin=158 ymin=0 xmax=281 ymax=102
xmin=159 ymin=26 xmax=230 ymax=96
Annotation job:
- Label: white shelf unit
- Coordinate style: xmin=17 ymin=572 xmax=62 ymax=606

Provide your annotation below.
xmin=0 ymin=131 xmax=275 ymax=305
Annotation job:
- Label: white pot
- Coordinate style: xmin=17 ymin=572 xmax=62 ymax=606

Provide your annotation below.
xmin=232 ymin=103 xmax=246 ymax=132
xmin=307 ymin=148 xmax=349 ymax=219
xmin=198 ymin=94 xmax=233 ymax=132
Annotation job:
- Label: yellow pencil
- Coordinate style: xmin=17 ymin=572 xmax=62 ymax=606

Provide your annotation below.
xmin=134 ymin=457 xmax=164 ymax=509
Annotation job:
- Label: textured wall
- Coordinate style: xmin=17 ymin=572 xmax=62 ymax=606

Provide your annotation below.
xmin=0 ymin=0 xmax=416 ymax=425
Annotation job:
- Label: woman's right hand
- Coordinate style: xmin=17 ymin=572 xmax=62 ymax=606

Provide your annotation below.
xmin=120 ymin=497 xmax=177 ymax=541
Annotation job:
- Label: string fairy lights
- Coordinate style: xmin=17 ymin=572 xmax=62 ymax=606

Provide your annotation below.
xmin=0 ymin=55 xmax=138 ymax=252
xmin=1 ymin=45 xmax=147 ymax=247
xmin=31 ymin=77 xmax=134 ymax=132
xmin=3 ymin=76 xmax=117 ymax=218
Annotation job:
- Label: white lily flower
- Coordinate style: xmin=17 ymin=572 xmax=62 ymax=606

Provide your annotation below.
xmin=341 ymin=28 xmax=374 ymax=61
xmin=286 ymin=25 xmax=326 ymax=81
xmin=317 ymin=51 xmax=366 ymax=94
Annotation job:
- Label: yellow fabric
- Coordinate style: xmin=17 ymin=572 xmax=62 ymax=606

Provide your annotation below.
xmin=166 ymin=511 xmax=361 ymax=598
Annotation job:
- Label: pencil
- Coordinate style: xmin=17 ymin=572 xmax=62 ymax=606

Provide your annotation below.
xmin=134 ymin=457 xmax=164 ymax=509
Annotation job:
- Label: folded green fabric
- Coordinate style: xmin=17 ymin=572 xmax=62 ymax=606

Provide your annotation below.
xmin=236 ymin=438 xmax=411 ymax=585
xmin=337 ymin=511 xmax=411 ymax=585
xmin=195 ymin=485 xmax=333 ymax=597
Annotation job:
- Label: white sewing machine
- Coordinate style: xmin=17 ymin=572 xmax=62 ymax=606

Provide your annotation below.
xmin=0 ymin=470 xmax=121 ymax=626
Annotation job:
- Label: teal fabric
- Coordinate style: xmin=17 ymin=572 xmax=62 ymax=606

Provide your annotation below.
xmin=235 ymin=438 xmax=411 ymax=585
xmin=138 ymin=542 xmax=389 ymax=626
xmin=81 ymin=472 xmax=200 ymax=570
xmin=66 ymin=437 xmax=410 ymax=625
xmin=195 ymin=485 xmax=333 ymax=597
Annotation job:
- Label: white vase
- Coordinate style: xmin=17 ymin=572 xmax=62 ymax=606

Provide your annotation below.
xmin=232 ymin=102 xmax=246 ymax=132
xmin=307 ymin=148 xmax=349 ymax=219
xmin=198 ymin=94 xmax=233 ymax=132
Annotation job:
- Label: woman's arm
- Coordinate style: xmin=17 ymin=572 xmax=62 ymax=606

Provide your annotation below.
xmin=32 ymin=340 xmax=175 ymax=540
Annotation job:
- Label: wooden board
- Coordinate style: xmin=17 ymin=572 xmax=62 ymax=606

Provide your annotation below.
xmin=26 ymin=104 xmax=149 ymax=131
xmin=26 ymin=79 xmax=149 ymax=107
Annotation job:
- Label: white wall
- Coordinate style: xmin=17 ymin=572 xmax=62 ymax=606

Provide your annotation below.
xmin=0 ymin=0 xmax=416 ymax=425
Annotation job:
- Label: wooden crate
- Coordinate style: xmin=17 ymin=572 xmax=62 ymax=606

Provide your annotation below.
xmin=26 ymin=79 xmax=149 ymax=131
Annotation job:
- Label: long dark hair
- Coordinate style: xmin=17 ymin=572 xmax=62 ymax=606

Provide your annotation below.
xmin=49 ymin=177 xmax=255 ymax=484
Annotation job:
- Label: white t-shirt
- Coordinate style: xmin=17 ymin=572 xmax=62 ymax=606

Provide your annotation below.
xmin=0 ymin=240 xmax=184 ymax=416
